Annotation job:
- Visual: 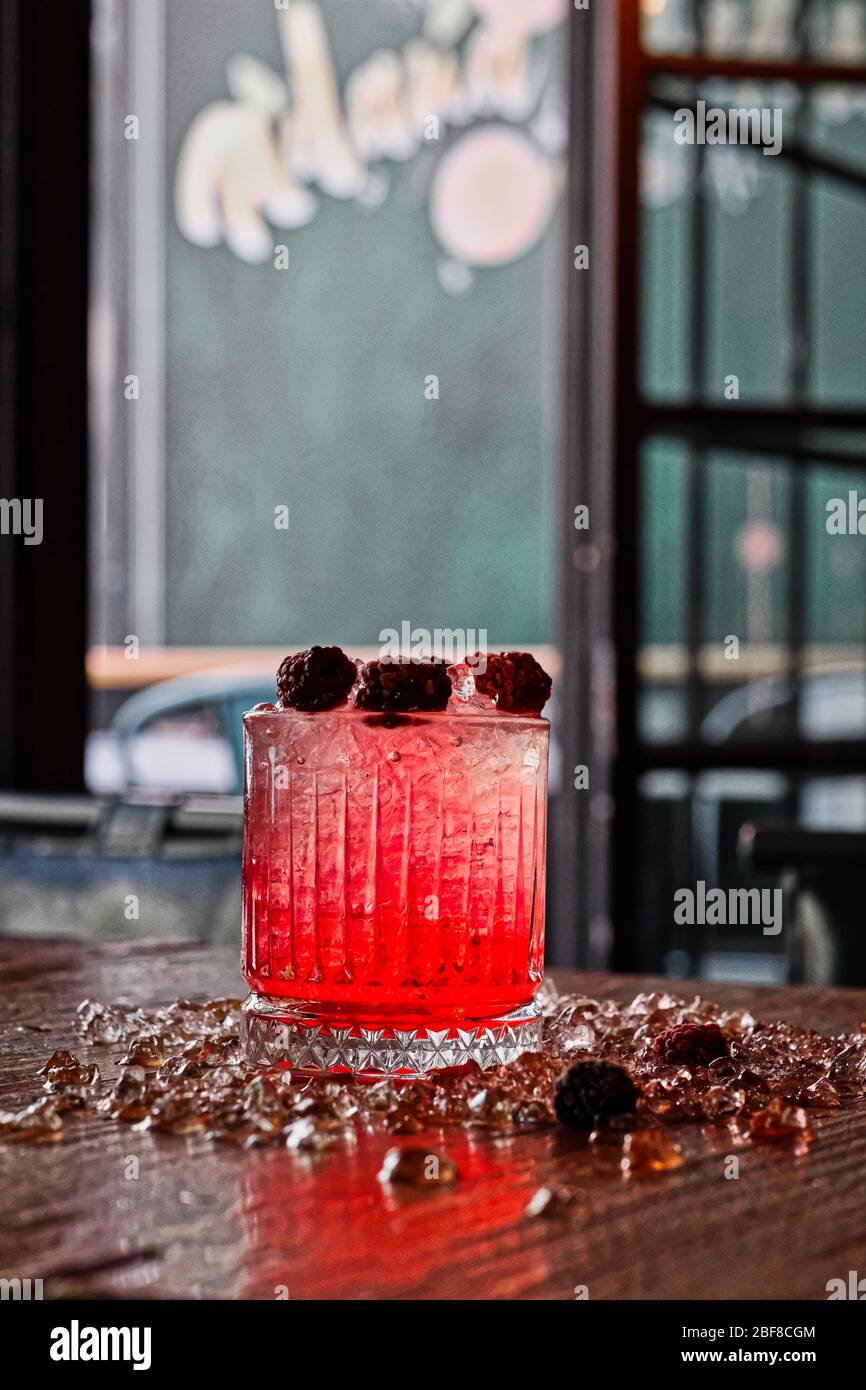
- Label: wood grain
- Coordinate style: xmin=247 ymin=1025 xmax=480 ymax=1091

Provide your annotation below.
xmin=1 ymin=937 xmax=865 ymax=1301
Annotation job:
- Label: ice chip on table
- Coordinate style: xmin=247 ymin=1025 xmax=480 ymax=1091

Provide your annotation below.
xmin=377 ymin=1146 xmax=458 ymax=1186
xmin=525 ymin=1185 xmax=587 ymax=1220
xmin=620 ymin=1128 xmax=684 ymax=1176
xmin=0 ymin=1098 xmax=65 ymax=1144
xmin=446 ymin=661 xmax=496 ymax=712
xmin=747 ymin=1097 xmax=815 ymax=1144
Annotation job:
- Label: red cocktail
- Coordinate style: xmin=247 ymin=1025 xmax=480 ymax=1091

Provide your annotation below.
xmin=240 ymin=651 xmax=549 ymax=1076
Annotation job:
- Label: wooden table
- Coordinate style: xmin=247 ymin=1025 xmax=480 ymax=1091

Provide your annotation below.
xmin=2 ymin=937 xmax=865 ymax=1301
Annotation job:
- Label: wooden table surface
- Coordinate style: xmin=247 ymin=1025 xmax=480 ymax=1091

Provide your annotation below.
xmin=2 ymin=937 xmax=865 ymax=1302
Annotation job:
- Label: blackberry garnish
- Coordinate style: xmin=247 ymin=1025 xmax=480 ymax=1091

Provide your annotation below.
xmin=353 ymin=658 xmax=451 ymax=713
xmin=276 ymin=646 xmax=357 ymax=712
xmin=468 ymin=651 xmax=551 ymax=714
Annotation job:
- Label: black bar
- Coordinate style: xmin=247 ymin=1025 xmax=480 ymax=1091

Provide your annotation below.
xmin=610 ymin=0 xmax=643 ymax=971
xmin=641 ymin=402 xmax=866 ymax=435
xmin=685 ymin=0 xmax=708 ymax=743
xmin=785 ymin=2 xmax=812 ymax=776
xmin=8 ymin=1297 xmax=866 ymax=1365
xmin=637 ymin=740 xmax=866 ymax=772
xmin=641 ymin=53 xmax=866 ymax=86
xmin=0 ymin=0 xmax=90 ymax=791
xmin=641 ymin=434 xmax=865 ymax=472
xmin=555 ymin=3 xmax=596 ymax=968
xmin=740 ymin=821 xmax=866 ymax=870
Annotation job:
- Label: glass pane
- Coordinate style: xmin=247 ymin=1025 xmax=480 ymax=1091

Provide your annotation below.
xmin=812 ymin=160 xmax=866 ymax=403
xmin=641 ymin=111 xmax=693 ymax=401
xmin=641 ymin=80 xmax=866 ymax=405
xmin=639 ymin=440 xmax=689 ymax=741
xmin=642 ymin=0 xmax=866 ymax=65
xmin=806 ymin=464 xmax=866 ymax=655
xmin=641 ymin=80 xmax=797 ymax=402
xmin=640 ymin=445 xmax=866 ymax=745
xmin=703 ymin=454 xmax=792 ymax=650
xmin=704 ymin=136 xmax=793 ymax=402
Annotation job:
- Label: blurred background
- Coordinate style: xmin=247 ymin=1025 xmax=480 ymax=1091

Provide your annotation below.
xmin=2 ymin=0 xmax=866 ymax=986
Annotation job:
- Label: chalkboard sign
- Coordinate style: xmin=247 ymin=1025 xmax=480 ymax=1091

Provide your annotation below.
xmin=163 ymin=0 xmax=566 ymax=649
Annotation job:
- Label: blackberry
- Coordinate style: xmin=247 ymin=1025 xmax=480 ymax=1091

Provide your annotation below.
xmin=276 ymin=646 xmax=357 ymax=712
xmin=554 ymin=1060 xmax=639 ymax=1131
xmin=354 ymin=658 xmax=451 ymax=713
xmin=654 ymin=1022 xmax=729 ymax=1068
xmin=468 ymin=651 xmax=551 ymax=714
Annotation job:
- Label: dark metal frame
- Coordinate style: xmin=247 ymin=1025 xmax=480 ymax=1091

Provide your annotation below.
xmin=560 ymin=2 xmax=866 ymax=970
xmin=553 ymin=0 xmax=622 ymax=968
xmin=0 ymin=0 xmax=91 ymax=791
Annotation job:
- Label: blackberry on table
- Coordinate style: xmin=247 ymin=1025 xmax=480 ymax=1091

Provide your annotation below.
xmin=354 ymin=658 xmax=451 ymax=712
xmin=276 ymin=646 xmax=357 ymax=712
xmin=654 ymin=1022 xmax=729 ymax=1068
xmin=554 ymin=1060 xmax=639 ymax=1131
xmin=468 ymin=651 xmax=551 ymax=714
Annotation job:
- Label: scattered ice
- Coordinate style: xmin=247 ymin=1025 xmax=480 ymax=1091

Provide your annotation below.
xmin=5 ymin=988 xmax=865 ymax=1162
xmin=378 ymin=1146 xmax=458 ymax=1186
xmin=525 ymin=1185 xmax=587 ymax=1219
xmin=746 ymin=1097 xmax=815 ymax=1145
xmin=620 ymin=1128 xmax=684 ymax=1175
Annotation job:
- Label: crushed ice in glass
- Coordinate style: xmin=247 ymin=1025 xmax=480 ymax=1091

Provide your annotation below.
xmin=3 ymin=985 xmax=863 ymax=1168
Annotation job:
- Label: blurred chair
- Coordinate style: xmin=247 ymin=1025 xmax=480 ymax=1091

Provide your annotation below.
xmin=93 ymin=671 xmax=273 ymax=795
xmin=739 ymin=823 xmax=866 ymax=987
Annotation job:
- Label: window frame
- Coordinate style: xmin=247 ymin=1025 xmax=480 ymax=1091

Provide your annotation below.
xmin=591 ymin=1 xmax=866 ymax=970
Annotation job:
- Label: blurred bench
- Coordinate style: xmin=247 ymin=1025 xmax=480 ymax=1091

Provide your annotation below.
xmin=739 ymin=823 xmax=866 ymax=987
xmin=0 ymin=794 xmax=242 ymax=943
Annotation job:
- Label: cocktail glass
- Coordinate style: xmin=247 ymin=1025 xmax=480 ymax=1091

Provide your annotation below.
xmin=240 ymin=704 xmax=548 ymax=1076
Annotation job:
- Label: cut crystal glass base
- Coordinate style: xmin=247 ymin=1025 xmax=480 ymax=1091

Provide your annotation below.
xmin=241 ymin=993 xmax=543 ymax=1078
